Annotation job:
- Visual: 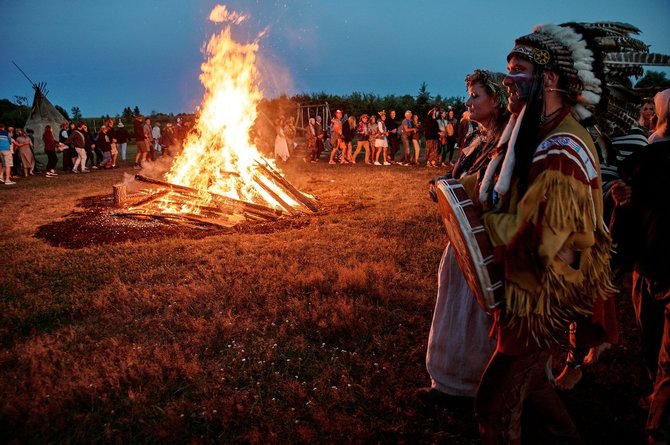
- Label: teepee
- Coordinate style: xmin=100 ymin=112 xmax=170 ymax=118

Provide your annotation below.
xmin=24 ymin=83 xmax=66 ymax=152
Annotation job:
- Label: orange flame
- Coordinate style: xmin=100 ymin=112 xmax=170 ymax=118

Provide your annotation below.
xmin=161 ymin=7 xmax=300 ymax=215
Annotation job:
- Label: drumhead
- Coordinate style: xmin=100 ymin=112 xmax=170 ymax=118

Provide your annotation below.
xmin=436 ymin=178 xmax=503 ymax=312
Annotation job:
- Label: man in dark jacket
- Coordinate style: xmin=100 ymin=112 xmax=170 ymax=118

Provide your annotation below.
xmin=611 ymin=89 xmax=670 ymax=442
xmin=116 ymin=121 xmax=129 ymax=161
xmin=424 ymin=107 xmax=440 ymax=166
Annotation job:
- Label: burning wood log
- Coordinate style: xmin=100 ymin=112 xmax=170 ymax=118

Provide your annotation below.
xmin=252 ymin=174 xmax=301 ymax=216
xmin=113 ymin=184 xmax=127 ymax=208
xmin=254 ymin=160 xmax=319 ymax=212
xmin=127 ymin=189 xmax=171 ymax=209
xmin=134 ymin=174 xmax=282 ymax=220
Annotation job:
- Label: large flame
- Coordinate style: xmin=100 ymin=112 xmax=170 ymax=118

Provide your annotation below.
xmin=160 ymin=8 xmax=300 ymax=215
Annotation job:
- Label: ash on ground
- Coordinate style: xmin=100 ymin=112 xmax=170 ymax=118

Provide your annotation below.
xmin=34 ymin=194 xmax=315 ymax=249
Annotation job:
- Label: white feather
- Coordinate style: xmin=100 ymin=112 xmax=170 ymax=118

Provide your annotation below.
xmin=494 ymin=107 xmax=525 ymax=196
xmin=572 ymin=104 xmax=592 ymax=121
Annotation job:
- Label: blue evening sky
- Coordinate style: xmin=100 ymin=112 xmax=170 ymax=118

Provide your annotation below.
xmin=1 ymin=0 xmax=668 ymax=117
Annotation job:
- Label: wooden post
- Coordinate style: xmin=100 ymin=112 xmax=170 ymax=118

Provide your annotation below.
xmin=113 ymin=184 xmax=127 ymax=208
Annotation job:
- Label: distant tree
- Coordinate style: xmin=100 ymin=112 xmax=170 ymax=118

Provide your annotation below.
xmin=10 ymin=96 xmax=30 ymax=121
xmin=133 ymin=105 xmax=140 ymax=116
xmin=378 ymin=94 xmax=415 ymax=115
xmin=55 ymin=105 xmax=70 ymax=120
xmin=443 ymin=96 xmax=466 ymax=115
xmin=122 ymin=107 xmax=134 ymax=122
xmin=71 ymin=106 xmax=82 ymax=120
xmin=0 ymin=98 xmax=30 ymax=127
xmin=434 ymin=94 xmax=443 ymax=108
xmin=635 ymin=70 xmax=670 ymax=90
xmin=416 ymin=82 xmax=432 ymax=117
xmin=13 ymin=95 xmax=28 ymax=107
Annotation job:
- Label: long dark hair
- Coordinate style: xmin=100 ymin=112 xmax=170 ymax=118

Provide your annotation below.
xmin=512 ymin=73 xmax=545 ymax=194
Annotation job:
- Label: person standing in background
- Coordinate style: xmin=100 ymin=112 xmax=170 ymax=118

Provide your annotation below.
xmin=152 ymin=121 xmax=161 ymax=155
xmin=315 ymin=115 xmax=324 ymax=160
xmin=411 ymin=113 xmax=422 ymax=165
xmin=305 ymin=117 xmax=317 ymax=162
xmin=284 ymin=116 xmax=296 ymax=156
xmin=352 ymin=114 xmax=370 ymax=164
xmin=81 ymin=123 xmax=96 ymax=170
xmin=445 ymin=108 xmax=459 ymax=165
xmin=42 ymin=125 xmax=59 ymax=177
xmin=639 ymin=97 xmax=657 ymax=136
xmin=400 ymin=110 xmax=414 ymax=166
xmin=424 ymin=107 xmax=440 ymax=167
xmin=65 ymin=122 xmax=88 ymax=173
xmin=60 ymin=122 xmax=73 ymax=172
xmin=0 ymin=123 xmax=16 ymax=184
xmin=386 ymin=109 xmax=400 ymax=164
xmin=134 ymin=115 xmax=147 ymax=169
xmin=274 ymin=118 xmax=290 ymax=162
xmin=14 ymin=129 xmax=35 ymax=176
xmin=116 ymin=120 xmax=129 ymax=162
xmin=144 ymin=117 xmax=154 ymax=161
xmin=342 ymin=115 xmax=355 ymax=163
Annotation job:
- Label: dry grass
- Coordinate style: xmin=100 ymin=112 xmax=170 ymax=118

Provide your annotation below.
xmin=0 ymin=158 xmax=650 ymax=444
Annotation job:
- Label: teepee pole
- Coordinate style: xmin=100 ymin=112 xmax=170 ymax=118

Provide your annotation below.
xmin=12 ymin=61 xmax=37 ymax=89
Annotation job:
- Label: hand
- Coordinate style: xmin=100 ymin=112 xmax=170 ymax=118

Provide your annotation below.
xmin=611 ymin=180 xmax=632 ymax=206
xmin=429 ymin=182 xmax=438 ymax=203
xmin=428 ymin=176 xmax=448 ymax=203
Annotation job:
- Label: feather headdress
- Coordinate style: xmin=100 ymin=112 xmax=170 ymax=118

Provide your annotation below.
xmin=510 ymin=22 xmax=670 ymax=135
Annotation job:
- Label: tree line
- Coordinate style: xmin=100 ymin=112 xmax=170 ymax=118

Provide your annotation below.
xmin=2 ymin=72 xmax=668 ymax=130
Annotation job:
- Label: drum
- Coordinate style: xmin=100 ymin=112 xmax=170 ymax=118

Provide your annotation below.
xmin=435 ymin=178 xmax=503 ymax=312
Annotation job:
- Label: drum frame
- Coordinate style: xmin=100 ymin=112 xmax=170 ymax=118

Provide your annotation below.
xmin=436 ymin=178 xmax=503 ymax=312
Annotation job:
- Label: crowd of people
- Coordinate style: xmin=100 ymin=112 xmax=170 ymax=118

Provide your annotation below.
xmin=0 ymin=116 xmax=186 ymax=184
xmin=278 ymin=107 xmax=466 ymax=167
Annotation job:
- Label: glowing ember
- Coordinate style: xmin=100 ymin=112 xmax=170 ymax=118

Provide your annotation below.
xmin=150 ymin=4 xmax=306 ymax=219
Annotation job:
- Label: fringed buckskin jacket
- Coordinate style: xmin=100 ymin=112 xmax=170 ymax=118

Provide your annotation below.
xmin=483 ymin=111 xmax=616 ymax=352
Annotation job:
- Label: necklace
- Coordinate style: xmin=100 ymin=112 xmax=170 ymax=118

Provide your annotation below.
xmin=539 ymin=107 xmax=564 ymax=126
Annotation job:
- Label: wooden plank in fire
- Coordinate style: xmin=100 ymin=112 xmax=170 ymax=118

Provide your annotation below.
xmin=147 ymin=190 xmax=238 ymax=214
xmin=254 ymin=159 xmax=319 ymax=212
xmin=134 ymin=174 xmax=282 ymax=220
xmin=166 ymin=191 xmax=280 ymax=222
xmin=252 ymin=174 xmax=300 ymax=216
xmin=127 ymin=189 xmax=171 ymax=209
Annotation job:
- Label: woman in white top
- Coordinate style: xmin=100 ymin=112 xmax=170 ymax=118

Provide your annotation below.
xmin=374 ymin=111 xmax=390 ymax=165
xmin=274 ymin=118 xmax=290 ymax=162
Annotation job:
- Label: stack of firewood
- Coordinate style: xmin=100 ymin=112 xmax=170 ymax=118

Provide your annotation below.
xmin=112 ymin=159 xmax=318 ymax=229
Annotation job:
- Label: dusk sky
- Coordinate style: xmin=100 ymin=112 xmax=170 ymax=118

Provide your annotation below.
xmin=1 ymin=0 xmax=669 ymax=117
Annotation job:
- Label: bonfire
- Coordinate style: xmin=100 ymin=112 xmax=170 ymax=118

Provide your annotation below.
xmin=114 ymin=5 xmax=317 ymax=229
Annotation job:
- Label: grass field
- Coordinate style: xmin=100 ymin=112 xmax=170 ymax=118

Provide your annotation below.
xmin=0 ymin=149 xmax=652 ymax=444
